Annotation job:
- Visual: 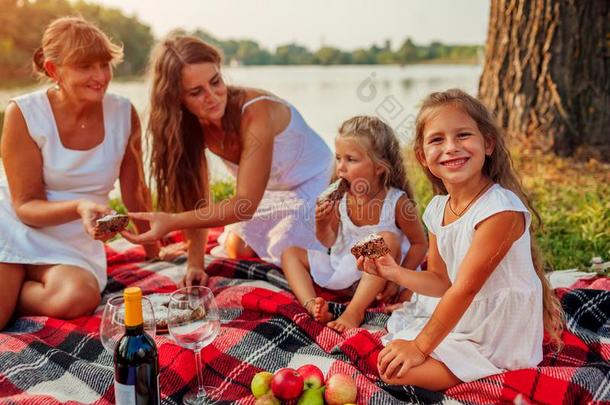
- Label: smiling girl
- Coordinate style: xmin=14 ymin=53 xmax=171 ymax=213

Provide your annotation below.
xmin=359 ymin=89 xmax=563 ymax=390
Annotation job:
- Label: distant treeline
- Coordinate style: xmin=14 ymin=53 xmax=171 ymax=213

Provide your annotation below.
xmin=188 ymin=29 xmax=482 ymax=66
xmin=1 ymin=0 xmax=482 ymax=85
xmin=0 ymin=0 xmax=155 ymax=84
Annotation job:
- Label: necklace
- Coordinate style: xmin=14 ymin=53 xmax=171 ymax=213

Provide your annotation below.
xmin=447 ymin=181 xmax=492 ymax=217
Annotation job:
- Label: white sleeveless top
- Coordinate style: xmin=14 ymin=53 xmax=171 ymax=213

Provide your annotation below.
xmin=0 ymin=89 xmax=132 ymax=290
xmin=384 ymin=184 xmax=544 ymax=382
xmin=218 ymin=95 xmax=333 ymax=265
xmin=309 ymin=187 xmax=412 ymax=290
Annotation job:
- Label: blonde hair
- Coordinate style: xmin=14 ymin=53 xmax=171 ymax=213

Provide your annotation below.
xmin=32 ymin=16 xmax=123 ymax=80
xmin=414 ymin=89 xmax=564 ymax=348
xmin=338 ymin=115 xmax=414 ymax=200
xmin=147 ymin=35 xmax=244 ymax=212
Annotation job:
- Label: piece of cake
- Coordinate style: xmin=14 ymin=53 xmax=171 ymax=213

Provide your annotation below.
xmin=317 ymin=178 xmax=350 ymax=204
xmin=351 ymin=233 xmax=390 ymax=259
xmin=95 ymin=213 xmax=129 ymax=234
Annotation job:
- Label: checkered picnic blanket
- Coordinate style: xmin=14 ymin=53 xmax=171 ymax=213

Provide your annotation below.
xmin=0 ymin=236 xmax=609 ymax=404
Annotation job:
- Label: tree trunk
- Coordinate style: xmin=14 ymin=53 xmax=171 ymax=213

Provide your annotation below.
xmin=478 ymin=0 xmax=609 ymax=161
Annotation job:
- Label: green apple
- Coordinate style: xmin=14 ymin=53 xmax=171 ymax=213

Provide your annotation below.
xmin=251 ymin=371 xmax=274 ymax=398
xmin=297 ymin=387 xmax=325 ymax=405
xmin=254 ymin=393 xmax=280 ymax=405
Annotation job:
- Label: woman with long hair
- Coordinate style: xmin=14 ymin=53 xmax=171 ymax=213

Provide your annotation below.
xmin=123 ymin=35 xmax=333 ymax=286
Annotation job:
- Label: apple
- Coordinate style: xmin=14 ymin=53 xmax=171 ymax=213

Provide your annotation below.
xmin=297 ymin=364 xmax=325 ymax=389
xmin=254 ymin=393 xmax=280 ymax=405
xmin=324 ymin=373 xmax=357 ymax=405
xmin=251 ymin=371 xmax=274 ymax=398
xmin=271 ymin=367 xmax=304 ymax=401
xmin=297 ymin=386 xmax=325 ymax=405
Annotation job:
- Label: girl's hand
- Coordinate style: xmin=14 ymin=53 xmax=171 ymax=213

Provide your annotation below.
xmin=76 ymin=200 xmax=114 ymax=241
xmin=120 ymin=212 xmax=175 ymax=244
xmin=315 ymin=200 xmax=338 ymax=224
xmin=180 ymin=265 xmax=209 ymax=288
xmin=362 ymin=253 xmax=400 ymax=282
xmin=378 ymin=339 xmax=426 ymax=380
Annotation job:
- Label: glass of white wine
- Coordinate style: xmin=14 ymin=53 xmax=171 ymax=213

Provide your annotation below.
xmin=168 ymin=286 xmax=221 ymax=404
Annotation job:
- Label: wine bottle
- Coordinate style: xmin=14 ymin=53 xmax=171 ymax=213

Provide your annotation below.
xmin=114 ymin=287 xmax=160 ymax=405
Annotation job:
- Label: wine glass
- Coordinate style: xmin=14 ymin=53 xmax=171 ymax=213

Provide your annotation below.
xmin=168 ymin=286 xmax=221 ymax=405
xmin=100 ymin=294 xmax=157 ymax=353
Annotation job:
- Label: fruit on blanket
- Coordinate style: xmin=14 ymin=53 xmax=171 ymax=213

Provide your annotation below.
xmin=251 ymin=371 xmax=274 ymax=398
xmin=271 ymin=367 xmax=304 ymax=400
xmin=254 ymin=393 xmax=280 ymax=405
xmin=324 ymin=373 xmax=357 ymax=405
xmin=296 ymin=364 xmax=325 ymax=389
xmin=297 ymin=386 xmax=325 ymax=405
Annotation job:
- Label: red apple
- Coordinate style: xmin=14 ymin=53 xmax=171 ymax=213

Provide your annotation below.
xmin=296 ymin=364 xmax=325 ymax=390
xmin=271 ymin=368 xmax=304 ymax=400
xmin=324 ymin=373 xmax=357 ymax=405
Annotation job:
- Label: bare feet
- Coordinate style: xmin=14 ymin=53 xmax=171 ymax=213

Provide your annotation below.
xmin=308 ymin=297 xmax=333 ymax=323
xmin=327 ymin=309 xmax=364 ymax=332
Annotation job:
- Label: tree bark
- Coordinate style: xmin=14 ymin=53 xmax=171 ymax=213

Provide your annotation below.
xmin=478 ymin=0 xmax=609 ymax=161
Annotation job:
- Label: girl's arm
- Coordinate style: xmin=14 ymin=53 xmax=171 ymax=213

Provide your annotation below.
xmin=121 ymin=103 xmax=274 ymax=243
xmin=315 ymin=200 xmax=340 ymax=248
xmin=1 ymin=102 xmax=110 ymax=233
xmin=118 ymin=106 xmax=160 ymax=258
xmin=363 ymin=233 xmax=451 ymax=297
xmin=395 ymin=195 xmax=428 ymax=271
xmin=380 ymin=211 xmax=526 ymax=379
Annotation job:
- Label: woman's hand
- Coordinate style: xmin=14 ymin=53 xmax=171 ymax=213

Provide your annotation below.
xmin=180 ymin=265 xmax=209 ymax=288
xmin=378 ymin=339 xmax=426 ymax=380
xmin=315 ymin=200 xmax=338 ymax=225
xmin=76 ymin=200 xmax=114 ymax=241
xmin=359 ymin=253 xmax=401 ymax=282
xmin=120 ymin=212 xmax=175 ymax=244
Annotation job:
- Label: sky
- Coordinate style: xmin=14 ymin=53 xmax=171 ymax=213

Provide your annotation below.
xmin=92 ymin=0 xmax=490 ymax=50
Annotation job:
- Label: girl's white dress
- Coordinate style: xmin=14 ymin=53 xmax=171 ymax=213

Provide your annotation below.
xmin=0 ymin=89 xmax=132 ymax=291
xmin=218 ymin=95 xmax=333 ymax=265
xmin=383 ymin=184 xmax=544 ymax=382
xmin=308 ymin=187 xmax=412 ymax=290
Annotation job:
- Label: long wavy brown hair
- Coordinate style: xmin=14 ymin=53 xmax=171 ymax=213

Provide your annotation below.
xmin=338 ymin=115 xmax=415 ymax=200
xmin=147 ymin=35 xmax=244 ymax=212
xmin=413 ymin=88 xmax=564 ymax=348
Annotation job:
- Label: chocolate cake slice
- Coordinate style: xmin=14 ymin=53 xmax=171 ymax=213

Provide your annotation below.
xmin=351 ymin=233 xmax=391 ymax=259
xmin=95 ymin=213 xmax=129 ymax=234
xmin=317 ymin=177 xmax=350 ymax=204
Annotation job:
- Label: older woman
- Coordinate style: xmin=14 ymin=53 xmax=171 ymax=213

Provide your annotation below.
xmin=122 ymin=35 xmax=333 ymax=286
xmin=0 ymin=17 xmax=158 ymax=329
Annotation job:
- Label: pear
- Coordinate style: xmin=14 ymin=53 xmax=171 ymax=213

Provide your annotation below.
xmin=297 ymin=387 xmax=325 ymax=405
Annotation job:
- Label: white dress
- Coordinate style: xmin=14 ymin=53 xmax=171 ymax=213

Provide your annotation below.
xmin=218 ymin=96 xmax=333 ymax=265
xmin=383 ymin=184 xmax=544 ymax=382
xmin=0 ymin=89 xmax=132 ymax=291
xmin=308 ymin=187 xmax=412 ymax=290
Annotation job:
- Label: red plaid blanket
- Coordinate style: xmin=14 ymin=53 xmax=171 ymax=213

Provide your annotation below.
xmin=0 ymin=238 xmax=609 ymax=404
